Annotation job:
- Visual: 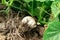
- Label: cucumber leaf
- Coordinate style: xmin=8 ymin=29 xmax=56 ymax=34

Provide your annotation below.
xmin=43 ymin=15 xmax=60 ymax=40
xmin=51 ymin=2 xmax=60 ymax=17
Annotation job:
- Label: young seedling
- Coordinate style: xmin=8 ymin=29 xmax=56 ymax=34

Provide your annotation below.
xmin=1 ymin=0 xmax=14 ymax=14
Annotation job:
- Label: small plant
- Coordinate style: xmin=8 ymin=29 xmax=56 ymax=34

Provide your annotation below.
xmin=1 ymin=0 xmax=14 ymax=14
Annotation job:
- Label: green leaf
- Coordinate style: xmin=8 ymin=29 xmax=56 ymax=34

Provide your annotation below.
xmin=54 ymin=0 xmax=60 ymax=2
xmin=43 ymin=18 xmax=60 ymax=40
xmin=24 ymin=0 xmax=50 ymax=3
xmin=2 ymin=0 xmax=6 ymax=4
xmin=9 ymin=0 xmax=14 ymax=6
xmin=36 ymin=0 xmax=54 ymax=2
xmin=11 ymin=1 xmax=21 ymax=11
xmin=24 ymin=0 xmax=33 ymax=3
xmin=51 ymin=2 xmax=60 ymax=18
xmin=36 ymin=0 xmax=45 ymax=2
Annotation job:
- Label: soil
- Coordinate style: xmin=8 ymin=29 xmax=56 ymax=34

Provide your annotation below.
xmin=0 ymin=4 xmax=45 ymax=40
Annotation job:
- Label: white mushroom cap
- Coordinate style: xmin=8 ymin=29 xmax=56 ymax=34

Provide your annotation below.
xmin=21 ymin=16 xmax=36 ymax=29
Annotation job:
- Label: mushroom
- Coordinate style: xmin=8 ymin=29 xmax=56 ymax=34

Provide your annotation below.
xmin=21 ymin=16 xmax=37 ymax=29
xmin=19 ymin=16 xmax=41 ymax=32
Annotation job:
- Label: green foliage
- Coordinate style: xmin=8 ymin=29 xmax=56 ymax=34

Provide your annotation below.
xmin=43 ymin=15 xmax=60 ymax=40
xmin=43 ymin=1 xmax=60 ymax=40
xmin=1 ymin=0 xmax=14 ymax=14
xmin=51 ymin=2 xmax=60 ymax=17
xmin=11 ymin=1 xmax=21 ymax=11
xmin=2 ymin=0 xmax=6 ymax=4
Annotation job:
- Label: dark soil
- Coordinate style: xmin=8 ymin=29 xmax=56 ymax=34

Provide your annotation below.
xmin=0 ymin=4 xmax=45 ymax=40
